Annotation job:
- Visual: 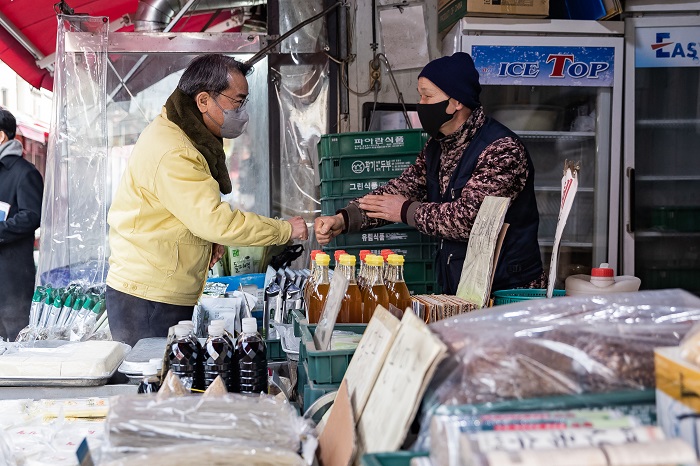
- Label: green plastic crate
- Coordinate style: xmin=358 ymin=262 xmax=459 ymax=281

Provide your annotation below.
xmin=361 ymin=452 xmax=430 ymax=466
xmin=320 ymin=177 xmax=392 ymax=198
xmin=328 ymin=225 xmax=435 ymax=248
xmin=319 ymin=129 xmax=428 ymax=159
xmin=300 ymin=323 xmax=367 ymax=384
xmin=302 ymin=363 xmax=340 ymax=411
xmin=323 ymin=243 xmax=437 ymax=262
xmin=492 ymin=288 xmax=566 ymax=305
xmin=432 ymin=390 xmax=657 ymax=425
xmin=406 ymin=281 xmax=440 ymax=295
xmin=320 ymin=153 xmax=419 ymax=181
xmin=266 ymin=338 xmax=285 ymax=361
xmin=403 ymin=261 xmax=436 ymax=284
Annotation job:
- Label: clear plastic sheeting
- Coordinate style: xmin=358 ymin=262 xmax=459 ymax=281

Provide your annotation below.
xmin=279 ymin=0 xmax=328 ymax=54
xmin=274 ymin=61 xmax=328 ymax=219
xmin=102 ymin=393 xmax=315 ymax=460
xmin=38 ymin=15 xmax=109 ymax=287
xmin=101 ymin=443 xmax=307 ymax=466
xmin=417 ymin=290 xmax=700 ymax=443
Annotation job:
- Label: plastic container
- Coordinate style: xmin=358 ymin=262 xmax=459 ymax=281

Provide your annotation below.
xmin=266 ymin=338 xmax=285 ymax=361
xmin=565 ymin=263 xmax=641 ymax=297
xmin=321 ymin=177 xmax=391 ymax=198
xmin=168 ymin=325 xmax=201 ymax=389
xmin=302 ymin=363 xmax=340 ymax=411
xmin=492 ymin=289 xmax=566 ymax=305
xmin=324 ymin=243 xmax=437 ymax=263
xmin=361 ymin=452 xmax=430 ymax=466
xmin=328 ymin=225 xmax=434 ymax=248
xmin=137 ymin=362 xmax=160 ymax=394
xmin=300 ymin=323 xmax=367 ymax=384
xmin=235 ymin=317 xmax=268 ymax=394
xmin=319 ymin=128 xmax=428 ymax=159
xmin=203 ymin=324 xmax=234 ymax=390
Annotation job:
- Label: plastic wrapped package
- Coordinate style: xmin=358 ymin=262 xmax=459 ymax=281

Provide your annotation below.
xmin=100 ymin=443 xmax=307 ymax=466
xmin=679 ymin=321 xmax=700 ymax=366
xmin=0 ymin=429 xmax=17 ymax=466
xmin=102 ymin=393 xmax=316 ymax=461
xmin=415 ymin=290 xmax=700 ymax=449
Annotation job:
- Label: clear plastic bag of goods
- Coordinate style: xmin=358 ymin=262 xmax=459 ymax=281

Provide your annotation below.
xmin=416 ymin=290 xmax=700 ymax=449
xmin=100 ymin=442 xmax=307 ymax=466
xmin=102 ymin=393 xmax=316 ymax=462
xmin=0 ymin=429 xmax=17 ymax=466
xmin=679 ymin=321 xmax=700 ymax=367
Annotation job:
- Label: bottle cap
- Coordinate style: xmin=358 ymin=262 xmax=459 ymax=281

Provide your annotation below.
xmin=315 ymin=253 xmax=330 ymax=266
xmin=173 ymin=324 xmax=190 ymax=337
xmin=387 ymin=254 xmax=405 ymax=266
xmin=142 ymin=362 xmax=158 ymax=377
xmin=380 ymin=249 xmax=394 ymax=260
xmin=210 ymin=319 xmax=226 ymax=327
xmin=178 ymin=320 xmax=194 ymax=327
xmin=334 ymin=250 xmax=347 ymax=261
xmin=208 ymin=324 xmax=224 ymax=337
xmin=359 ymin=250 xmax=371 ymax=261
xmin=591 ymin=263 xmax=614 ymax=278
xmin=339 ymin=254 xmax=356 ymax=266
xmin=310 ymin=250 xmax=321 ymax=260
xmin=242 ymin=317 xmax=258 ymax=334
xmin=148 ymin=358 xmax=163 ymax=370
xmin=367 ymin=255 xmax=383 ymax=266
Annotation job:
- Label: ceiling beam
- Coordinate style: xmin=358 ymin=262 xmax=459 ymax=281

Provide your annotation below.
xmin=0 ymin=10 xmax=54 ymax=73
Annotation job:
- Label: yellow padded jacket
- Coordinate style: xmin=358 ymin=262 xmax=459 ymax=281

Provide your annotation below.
xmin=107 ymin=108 xmax=291 ymax=306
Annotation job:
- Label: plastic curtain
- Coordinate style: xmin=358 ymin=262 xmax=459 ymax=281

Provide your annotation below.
xmin=37 ymin=15 xmax=109 ymax=287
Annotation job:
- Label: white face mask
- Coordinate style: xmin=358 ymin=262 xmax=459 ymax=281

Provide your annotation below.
xmin=208 ymin=96 xmax=249 ymax=139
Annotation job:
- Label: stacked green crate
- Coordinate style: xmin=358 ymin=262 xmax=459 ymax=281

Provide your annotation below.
xmin=319 ymin=129 xmax=439 ymax=295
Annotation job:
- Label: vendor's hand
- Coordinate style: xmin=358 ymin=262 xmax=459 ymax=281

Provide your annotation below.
xmin=209 ymin=243 xmax=225 ymax=268
xmin=288 ymin=216 xmax=309 ymax=241
xmin=358 ymin=194 xmax=407 ymax=223
xmin=314 ymin=214 xmax=345 ymax=245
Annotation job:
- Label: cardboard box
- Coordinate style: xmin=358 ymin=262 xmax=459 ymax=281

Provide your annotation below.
xmin=439 ymin=0 xmax=550 ymax=34
xmin=655 ymin=346 xmax=700 ymax=412
xmin=655 ymin=346 xmax=700 ymax=457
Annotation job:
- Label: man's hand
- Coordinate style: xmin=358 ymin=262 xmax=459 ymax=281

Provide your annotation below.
xmin=358 ymin=194 xmax=407 ymax=223
xmin=209 ymin=243 xmax=225 ymax=268
xmin=314 ymin=214 xmax=345 ymax=245
xmin=288 ymin=216 xmax=309 ymax=241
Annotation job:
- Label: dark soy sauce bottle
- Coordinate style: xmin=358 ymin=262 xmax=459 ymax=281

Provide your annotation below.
xmin=235 ymin=317 xmax=268 ymax=394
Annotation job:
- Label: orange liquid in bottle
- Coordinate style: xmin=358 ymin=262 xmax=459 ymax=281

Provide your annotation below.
xmin=387 ymin=280 xmax=411 ymax=315
xmin=308 ymin=282 xmax=329 ymax=324
xmin=363 ymin=284 xmax=389 ymax=323
xmin=340 ymin=283 xmax=363 ymax=323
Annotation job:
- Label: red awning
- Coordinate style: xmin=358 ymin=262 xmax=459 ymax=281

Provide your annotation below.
xmin=0 ymin=1 xmax=242 ymax=92
xmin=0 ymin=1 xmax=137 ymax=91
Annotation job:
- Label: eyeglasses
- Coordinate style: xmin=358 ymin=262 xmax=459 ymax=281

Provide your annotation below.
xmin=213 ymin=91 xmax=248 ymax=109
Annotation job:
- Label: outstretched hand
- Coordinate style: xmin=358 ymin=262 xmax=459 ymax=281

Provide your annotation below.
xmin=358 ymin=194 xmax=407 ymax=223
xmin=314 ymin=214 xmax=345 ymax=245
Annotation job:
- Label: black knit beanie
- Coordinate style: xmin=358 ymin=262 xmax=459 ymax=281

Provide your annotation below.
xmin=418 ymin=52 xmax=481 ymax=110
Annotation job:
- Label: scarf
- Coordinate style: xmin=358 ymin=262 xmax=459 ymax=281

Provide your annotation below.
xmin=165 ymin=88 xmax=232 ymax=194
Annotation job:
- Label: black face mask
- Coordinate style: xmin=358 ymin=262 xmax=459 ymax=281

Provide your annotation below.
xmin=417 ymin=99 xmax=454 ymax=138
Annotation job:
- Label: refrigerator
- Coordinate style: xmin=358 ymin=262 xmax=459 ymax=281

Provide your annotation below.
xmin=443 ymin=18 xmax=624 ymax=287
xmin=623 ymin=2 xmax=700 ymax=294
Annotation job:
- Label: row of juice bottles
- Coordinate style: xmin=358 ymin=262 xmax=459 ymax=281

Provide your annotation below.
xmin=304 ymin=249 xmax=412 ymax=324
xmin=156 ymin=318 xmax=268 ymax=394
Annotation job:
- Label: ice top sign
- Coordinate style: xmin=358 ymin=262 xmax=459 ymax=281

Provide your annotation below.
xmin=635 ymin=26 xmax=700 ymax=68
xmin=472 ymin=45 xmax=616 ymax=87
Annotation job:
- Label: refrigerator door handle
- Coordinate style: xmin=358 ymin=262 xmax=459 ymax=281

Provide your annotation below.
xmin=626 ymin=167 xmax=635 ymax=233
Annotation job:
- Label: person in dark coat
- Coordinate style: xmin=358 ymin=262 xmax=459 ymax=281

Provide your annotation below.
xmin=0 ymin=108 xmax=43 ymax=341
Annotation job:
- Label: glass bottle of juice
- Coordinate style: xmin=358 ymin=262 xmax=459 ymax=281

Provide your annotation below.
xmin=380 ymin=249 xmax=394 ymax=283
xmin=362 ymin=254 xmax=389 ymax=323
xmin=333 ymin=249 xmax=346 ymax=269
xmin=308 ymin=253 xmax=330 ymax=324
xmin=338 ymin=254 xmax=363 ymax=323
xmin=357 ymin=250 xmax=371 ymax=293
xmin=386 ymin=254 xmax=412 ymax=316
xmin=303 ymin=250 xmax=321 ymax=310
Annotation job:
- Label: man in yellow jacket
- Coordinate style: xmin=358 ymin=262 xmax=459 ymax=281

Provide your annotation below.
xmin=107 ymin=54 xmax=307 ymax=346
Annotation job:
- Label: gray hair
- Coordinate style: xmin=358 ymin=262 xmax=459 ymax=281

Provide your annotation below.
xmin=178 ymin=54 xmax=253 ymax=98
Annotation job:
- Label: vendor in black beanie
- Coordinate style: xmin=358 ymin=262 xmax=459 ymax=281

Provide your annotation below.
xmin=315 ymin=52 xmax=545 ymax=294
